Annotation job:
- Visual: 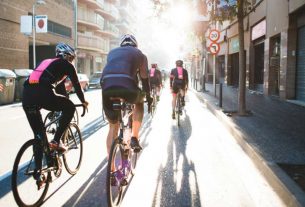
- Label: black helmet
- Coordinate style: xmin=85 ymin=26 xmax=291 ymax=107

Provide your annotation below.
xmin=55 ymin=43 xmax=76 ymax=58
xmin=176 ymin=60 xmax=183 ymax=66
xmin=120 ymin=34 xmax=138 ymax=47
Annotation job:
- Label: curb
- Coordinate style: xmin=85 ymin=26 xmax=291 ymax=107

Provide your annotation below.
xmin=193 ymin=89 xmax=305 ymax=207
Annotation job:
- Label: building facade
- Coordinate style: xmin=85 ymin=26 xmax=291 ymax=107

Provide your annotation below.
xmin=77 ymin=0 xmax=119 ymax=76
xmin=0 ymin=0 xmax=74 ymax=69
xmin=204 ymin=0 xmax=305 ymax=104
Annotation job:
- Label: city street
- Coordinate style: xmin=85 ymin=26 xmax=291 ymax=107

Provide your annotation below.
xmin=0 ymin=86 xmax=285 ymax=206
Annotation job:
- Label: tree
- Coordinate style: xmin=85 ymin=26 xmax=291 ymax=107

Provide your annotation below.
xmin=152 ymin=0 xmax=251 ymax=115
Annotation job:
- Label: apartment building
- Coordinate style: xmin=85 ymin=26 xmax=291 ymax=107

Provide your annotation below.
xmin=0 ymin=0 xmax=74 ymax=69
xmin=204 ymin=0 xmax=305 ymax=104
xmin=77 ymin=0 xmax=119 ymax=76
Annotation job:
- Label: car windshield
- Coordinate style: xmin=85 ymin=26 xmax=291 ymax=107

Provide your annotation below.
xmin=92 ymin=73 xmax=101 ymax=78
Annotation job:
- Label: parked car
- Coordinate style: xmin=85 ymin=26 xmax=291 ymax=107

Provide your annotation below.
xmin=64 ymin=73 xmax=89 ymax=93
xmin=89 ymin=71 xmax=102 ymax=89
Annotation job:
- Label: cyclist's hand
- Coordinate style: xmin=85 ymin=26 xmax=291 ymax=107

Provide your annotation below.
xmin=82 ymin=101 xmax=89 ymax=109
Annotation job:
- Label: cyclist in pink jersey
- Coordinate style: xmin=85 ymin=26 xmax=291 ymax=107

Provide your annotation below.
xmin=170 ymin=60 xmax=189 ymax=119
xmin=149 ymin=63 xmax=162 ymax=101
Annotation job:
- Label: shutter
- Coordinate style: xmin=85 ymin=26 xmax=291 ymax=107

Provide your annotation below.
xmin=296 ymin=26 xmax=305 ymax=101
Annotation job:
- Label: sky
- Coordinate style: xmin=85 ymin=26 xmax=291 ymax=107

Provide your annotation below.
xmin=133 ymin=0 xmax=198 ymax=71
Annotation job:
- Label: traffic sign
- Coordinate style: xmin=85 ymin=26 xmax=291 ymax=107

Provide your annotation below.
xmin=209 ymin=42 xmax=220 ymax=55
xmin=209 ymin=29 xmax=220 ymax=42
xmin=35 ymin=15 xmax=48 ymax=33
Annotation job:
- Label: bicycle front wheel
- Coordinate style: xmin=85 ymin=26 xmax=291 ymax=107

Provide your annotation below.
xmin=62 ymin=123 xmax=83 ymax=175
xmin=12 ymin=139 xmax=50 ymax=207
xmin=107 ymin=139 xmax=124 ymax=207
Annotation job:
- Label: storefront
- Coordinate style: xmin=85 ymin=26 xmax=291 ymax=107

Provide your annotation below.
xmin=251 ymin=19 xmax=266 ymax=92
xmin=296 ymin=25 xmax=305 ymax=101
xmin=228 ymin=36 xmax=240 ymax=86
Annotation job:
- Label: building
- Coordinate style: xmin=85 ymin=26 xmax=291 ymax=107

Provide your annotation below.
xmin=204 ymin=0 xmax=305 ymax=105
xmin=77 ymin=0 xmax=119 ymax=76
xmin=0 ymin=0 xmax=75 ymax=69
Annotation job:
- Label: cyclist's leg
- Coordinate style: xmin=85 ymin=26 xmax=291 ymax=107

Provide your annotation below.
xmin=41 ymin=92 xmax=75 ymax=147
xmin=102 ymin=89 xmax=120 ymax=157
xmin=180 ymin=88 xmax=186 ymax=106
xmin=172 ymin=85 xmax=178 ymax=118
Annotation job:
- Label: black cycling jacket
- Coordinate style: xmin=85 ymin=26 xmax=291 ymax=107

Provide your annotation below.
xmin=25 ymin=58 xmax=85 ymax=103
xmin=101 ymin=46 xmax=150 ymax=94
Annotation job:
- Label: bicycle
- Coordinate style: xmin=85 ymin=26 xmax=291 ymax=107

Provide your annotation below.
xmin=150 ymin=85 xmax=158 ymax=116
xmin=175 ymin=90 xmax=183 ymax=127
xmin=11 ymin=104 xmax=86 ymax=207
xmin=106 ymin=99 xmax=138 ymax=207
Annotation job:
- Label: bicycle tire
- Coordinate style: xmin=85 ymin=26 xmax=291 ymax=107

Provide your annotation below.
xmin=62 ymin=123 xmax=83 ymax=175
xmin=107 ymin=139 xmax=124 ymax=207
xmin=12 ymin=139 xmax=50 ymax=207
xmin=129 ymin=148 xmax=138 ymax=175
xmin=176 ymin=93 xmax=181 ymax=127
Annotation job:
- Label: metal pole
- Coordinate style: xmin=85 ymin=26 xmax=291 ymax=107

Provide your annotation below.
xmin=74 ymin=0 xmax=78 ymax=68
xmin=219 ymin=83 xmax=223 ymax=107
xmin=32 ymin=4 xmax=36 ymax=69
xmin=213 ymin=54 xmax=216 ymax=96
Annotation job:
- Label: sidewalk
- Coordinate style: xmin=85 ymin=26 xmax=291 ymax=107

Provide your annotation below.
xmin=193 ymin=83 xmax=305 ymax=207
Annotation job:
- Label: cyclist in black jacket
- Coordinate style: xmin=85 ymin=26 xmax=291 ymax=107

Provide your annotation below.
xmin=101 ymin=34 xmax=152 ymax=154
xmin=23 ymin=43 xmax=89 ymax=152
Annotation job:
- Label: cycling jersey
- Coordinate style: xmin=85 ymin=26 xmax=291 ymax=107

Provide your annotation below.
xmin=101 ymin=46 xmax=149 ymax=93
xmin=170 ymin=67 xmax=189 ymax=89
xmin=26 ymin=58 xmax=85 ymax=103
xmin=149 ymin=68 xmax=162 ymax=86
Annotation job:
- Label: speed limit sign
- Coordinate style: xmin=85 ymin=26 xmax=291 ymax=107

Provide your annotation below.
xmin=209 ymin=29 xmax=220 ymax=42
xmin=209 ymin=42 xmax=220 ymax=55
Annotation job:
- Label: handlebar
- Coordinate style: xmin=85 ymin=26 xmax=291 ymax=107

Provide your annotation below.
xmin=75 ymin=104 xmax=88 ymax=117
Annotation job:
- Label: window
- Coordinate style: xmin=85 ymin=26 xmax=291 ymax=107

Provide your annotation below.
xmin=48 ymin=20 xmax=72 ymax=38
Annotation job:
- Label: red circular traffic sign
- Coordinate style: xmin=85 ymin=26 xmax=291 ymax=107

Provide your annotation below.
xmin=209 ymin=29 xmax=220 ymax=42
xmin=38 ymin=19 xmax=44 ymax=28
xmin=209 ymin=42 xmax=220 ymax=55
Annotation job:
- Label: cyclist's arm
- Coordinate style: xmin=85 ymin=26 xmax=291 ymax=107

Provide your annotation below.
xmin=139 ymin=54 xmax=150 ymax=95
xmin=55 ymin=80 xmax=68 ymax=97
xmin=67 ymin=64 xmax=86 ymax=103
xmin=184 ymin=69 xmax=189 ymax=89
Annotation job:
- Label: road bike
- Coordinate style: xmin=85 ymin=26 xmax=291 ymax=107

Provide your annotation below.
xmin=175 ymin=90 xmax=183 ymax=127
xmin=106 ymin=99 xmax=139 ymax=207
xmin=11 ymin=104 xmax=86 ymax=207
xmin=150 ymin=84 xmax=158 ymax=116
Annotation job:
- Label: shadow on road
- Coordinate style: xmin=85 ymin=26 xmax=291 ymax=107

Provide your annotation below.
xmin=152 ymin=114 xmax=202 ymax=207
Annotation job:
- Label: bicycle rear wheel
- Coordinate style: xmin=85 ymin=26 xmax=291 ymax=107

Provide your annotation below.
xmin=176 ymin=93 xmax=181 ymax=127
xmin=107 ymin=139 xmax=124 ymax=207
xmin=62 ymin=123 xmax=83 ymax=175
xmin=12 ymin=139 xmax=50 ymax=207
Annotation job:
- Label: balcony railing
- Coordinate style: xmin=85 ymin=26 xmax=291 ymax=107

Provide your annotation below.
xmin=78 ymin=33 xmax=107 ymax=53
xmin=104 ymin=23 xmax=119 ymax=37
xmin=78 ymin=7 xmax=104 ymax=29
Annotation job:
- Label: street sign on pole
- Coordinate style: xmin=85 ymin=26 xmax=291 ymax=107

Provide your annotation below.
xmin=209 ymin=42 xmax=220 ymax=55
xmin=20 ymin=16 xmax=32 ymax=35
xmin=209 ymin=29 xmax=220 ymax=42
xmin=35 ymin=15 xmax=48 ymax=33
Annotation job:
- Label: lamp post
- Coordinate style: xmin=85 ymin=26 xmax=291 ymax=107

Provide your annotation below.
xmin=32 ymin=0 xmax=46 ymax=69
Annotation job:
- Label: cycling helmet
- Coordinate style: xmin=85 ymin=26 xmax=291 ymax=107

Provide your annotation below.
xmin=120 ymin=34 xmax=138 ymax=47
xmin=151 ymin=63 xmax=157 ymax=68
xmin=55 ymin=43 xmax=76 ymax=58
xmin=176 ymin=60 xmax=183 ymax=67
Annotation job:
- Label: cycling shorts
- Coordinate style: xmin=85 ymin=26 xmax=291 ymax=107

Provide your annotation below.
xmin=102 ymin=86 xmax=145 ymax=124
xmin=172 ymin=82 xmax=186 ymax=94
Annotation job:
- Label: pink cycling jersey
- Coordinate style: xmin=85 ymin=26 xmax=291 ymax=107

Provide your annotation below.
xmin=29 ymin=58 xmax=58 ymax=84
xmin=177 ymin=67 xmax=183 ymax=79
xmin=150 ymin=68 xmax=155 ymax=77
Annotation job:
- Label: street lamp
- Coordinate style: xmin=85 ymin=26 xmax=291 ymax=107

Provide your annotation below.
xmin=32 ymin=0 xmax=46 ymax=69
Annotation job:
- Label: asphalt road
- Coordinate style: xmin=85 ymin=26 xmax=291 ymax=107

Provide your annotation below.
xmin=0 ymin=87 xmax=285 ymax=206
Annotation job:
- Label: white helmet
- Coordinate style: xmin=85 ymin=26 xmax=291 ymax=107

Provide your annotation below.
xmin=120 ymin=34 xmax=138 ymax=47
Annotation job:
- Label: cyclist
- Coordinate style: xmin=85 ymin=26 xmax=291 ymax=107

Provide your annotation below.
xmin=101 ymin=34 xmax=152 ymax=155
xmin=170 ymin=59 xmax=189 ymax=119
xmin=149 ymin=63 xmax=162 ymax=101
xmin=23 ymin=42 xmax=88 ymax=150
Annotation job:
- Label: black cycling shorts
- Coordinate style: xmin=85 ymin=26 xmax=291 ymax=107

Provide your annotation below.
xmin=172 ymin=83 xmax=186 ymax=94
xmin=102 ymin=87 xmax=145 ymax=124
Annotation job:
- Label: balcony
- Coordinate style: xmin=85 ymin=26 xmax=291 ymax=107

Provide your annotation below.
xmin=96 ymin=2 xmax=119 ymax=21
xmin=97 ymin=23 xmax=119 ymax=38
xmin=78 ymin=8 xmax=104 ymax=31
xmin=77 ymin=33 xmax=107 ymax=54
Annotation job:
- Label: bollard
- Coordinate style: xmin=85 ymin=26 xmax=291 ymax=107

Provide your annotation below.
xmin=219 ymin=83 xmax=223 ymax=108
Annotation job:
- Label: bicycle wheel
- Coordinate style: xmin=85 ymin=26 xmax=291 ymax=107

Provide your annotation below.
xmin=44 ymin=112 xmax=58 ymax=140
xmin=129 ymin=147 xmax=138 ymax=175
xmin=62 ymin=123 xmax=83 ymax=175
xmin=107 ymin=139 xmax=124 ymax=207
xmin=176 ymin=94 xmax=181 ymax=127
xmin=12 ymin=139 xmax=51 ymax=207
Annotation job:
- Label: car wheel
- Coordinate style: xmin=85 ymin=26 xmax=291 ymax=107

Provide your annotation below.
xmin=84 ymin=84 xmax=89 ymax=91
